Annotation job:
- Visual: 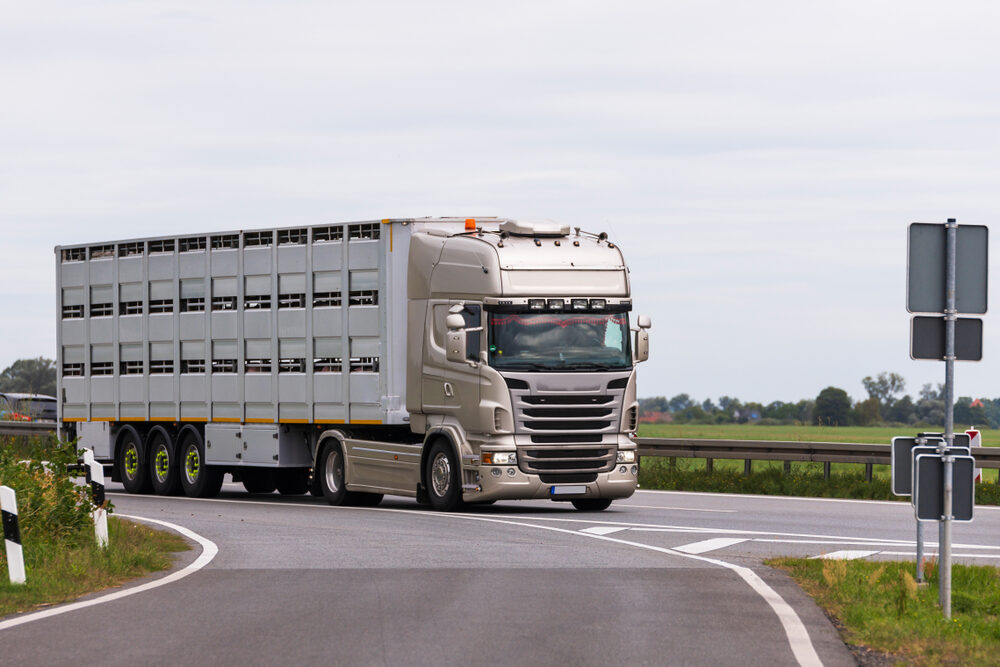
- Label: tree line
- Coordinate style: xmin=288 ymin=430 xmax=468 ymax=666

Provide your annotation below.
xmin=640 ymin=372 xmax=1000 ymax=428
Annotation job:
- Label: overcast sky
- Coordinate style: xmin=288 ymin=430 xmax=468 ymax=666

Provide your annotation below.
xmin=3 ymin=1 xmax=1000 ymax=406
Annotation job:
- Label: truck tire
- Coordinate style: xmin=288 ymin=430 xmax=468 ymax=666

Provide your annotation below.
xmin=149 ymin=430 xmax=181 ymax=496
xmin=425 ymin=440 xmax=463 ymax=512
xmin=179 ymin=432 xmax=223 ymax=498
xmin=275 ymin=468 xmax=310 ymax=495
xmin=318 ymin=440 xmax=347 ymax=505
xmin=241 ymin=469 xmax=276 ymax=494
xmin=117 ymin=429 xmax=152 ymax=494
xmin=571 ymin=498 xmax=612 ymax=512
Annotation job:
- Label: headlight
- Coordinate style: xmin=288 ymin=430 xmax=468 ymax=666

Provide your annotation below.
xmin=616 ymin=450 xmax=635 ymax=463
xmin=481 ymin=451 xmax=517 ymax=465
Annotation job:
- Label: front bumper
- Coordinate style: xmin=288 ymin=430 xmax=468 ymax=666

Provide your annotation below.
xmin=465 ymin=460 xmax=638 ymax=503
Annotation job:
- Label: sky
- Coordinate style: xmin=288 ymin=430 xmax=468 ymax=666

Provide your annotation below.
xmin=3 ymin=1 xmax=1000 ymax=406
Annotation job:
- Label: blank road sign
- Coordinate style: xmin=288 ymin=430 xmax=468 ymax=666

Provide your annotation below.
xmin=907 ymin=223 xmax=988 ymax=314
xmin=914 ymin=454 xmax=975 ymax=522
xmin=910 ymin=316 xmax=983 ymax=361
xmin=907 ymin=446 xmax=970 ymax=503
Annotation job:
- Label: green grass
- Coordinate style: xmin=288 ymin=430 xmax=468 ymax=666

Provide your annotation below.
xmin=638 ymin=422 xmax=1000 ymax=447
xmin=636 ymin=423 xmax=1000 ymax=501
xmin=770 ymin=557 xmax=1000 ymax=665
xmin=0 ymin=516 xmax=189 ymax=617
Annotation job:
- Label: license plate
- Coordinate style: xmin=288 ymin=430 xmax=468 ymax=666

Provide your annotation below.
xmin=550 ymin=485 xmax=587 ymax=496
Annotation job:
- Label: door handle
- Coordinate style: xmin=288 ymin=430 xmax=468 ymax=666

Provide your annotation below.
xmin=443 ymin=382 xmax=454 ymax=397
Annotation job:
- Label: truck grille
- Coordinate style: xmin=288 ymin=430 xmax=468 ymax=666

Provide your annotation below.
xmin=504 ymin=372 xmax=630 ymax=475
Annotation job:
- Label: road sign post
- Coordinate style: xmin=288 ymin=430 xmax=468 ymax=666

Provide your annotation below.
xmin=905 ymin=218 xmax=987 ymax=617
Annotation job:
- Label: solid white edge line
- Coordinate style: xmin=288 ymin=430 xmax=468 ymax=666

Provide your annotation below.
xmin=0 ymin=514 xmax=218 ymax=631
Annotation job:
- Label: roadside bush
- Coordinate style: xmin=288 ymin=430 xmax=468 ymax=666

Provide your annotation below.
xmin=0 ymin=437 xmax=96 ymax=552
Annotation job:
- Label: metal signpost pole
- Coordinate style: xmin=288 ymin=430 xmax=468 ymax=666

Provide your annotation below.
xmin=941 ymin=217 xmax=957 ymax=619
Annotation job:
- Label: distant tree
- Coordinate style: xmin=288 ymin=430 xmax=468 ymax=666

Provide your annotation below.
xmin=919 ymin=383 xmax=944 ymax=402
xmin=701 ymin=398 xmax=717 ymax=413
xmin=668 ymin=393 xmax=694 ymax=413
xmin=954 ymin=397 xmax=987 ymax=427
xmin=0 ymin=358 xmax=56 ymax=396
xmin=885 ymin=395 xmax=916 ymax=424
xmin=862 ymin=372 xmax=905 ymax=412
xmin=814 ymin=387 xmax=851 ymax=426
xmin=639 ymin=396 xmax=669 ymax=416
xmin=796 ymin=399 xmax=815 ymax=425
xmin=717 ymin=396 xmax=737 ymax=413
xmin=853 ymin=397 xmax=881 ymax=426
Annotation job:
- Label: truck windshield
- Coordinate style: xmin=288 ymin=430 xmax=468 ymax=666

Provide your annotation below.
xmin=488 ymin=312 xmax=632 ymax=371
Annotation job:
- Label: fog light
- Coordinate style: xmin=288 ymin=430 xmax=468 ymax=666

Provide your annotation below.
xmin=619 ymin=466 xmax=628 ymax=474
xmin=506 ymin=468 xmax=516 ymax=476
xmin=491 ymin=468 xmax=502 ymax=477
xmin=631 ymin=465 xmax=638 ymax=475
xmin=616 ymin=450 xmax=636 ymax=463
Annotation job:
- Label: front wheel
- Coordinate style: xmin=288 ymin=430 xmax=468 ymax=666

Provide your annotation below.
xmin=571 ymin=498 xmax=612 ymax=512
xmin=425 ymin=440 xmax=463 ymax=512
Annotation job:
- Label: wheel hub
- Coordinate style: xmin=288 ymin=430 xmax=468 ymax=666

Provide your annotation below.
xmin=431 ymin=452 xmax=451 ymax=497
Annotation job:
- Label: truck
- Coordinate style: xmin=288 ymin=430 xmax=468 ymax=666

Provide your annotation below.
xmin=56 ymin=217 xmax=650 ymax=511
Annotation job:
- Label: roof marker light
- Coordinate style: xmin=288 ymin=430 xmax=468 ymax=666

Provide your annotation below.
xmin=465 ymin=218 xmax=477 ymax=230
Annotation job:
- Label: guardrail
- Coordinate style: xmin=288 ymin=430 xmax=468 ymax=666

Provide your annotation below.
xmin=635 ymin=438 xmax=1000 ymax=480
xmin=0 ymin=421 xmax=58 ymax=437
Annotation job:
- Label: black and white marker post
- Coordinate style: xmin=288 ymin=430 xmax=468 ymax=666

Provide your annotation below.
xmin=82 ymin=449 xmax=109 ymax=549
xmin=1 ymin=485 xmax=26 ymax=585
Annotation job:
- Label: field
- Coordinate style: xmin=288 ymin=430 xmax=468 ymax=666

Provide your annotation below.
xmin=635 ymin=423 xmax=1000 ymax=501
xmin=637 ymin=423 xmax=1000 ymax=446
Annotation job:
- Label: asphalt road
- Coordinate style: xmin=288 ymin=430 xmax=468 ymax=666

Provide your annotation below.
xmin=5 ymin=485 xmax=1000 ymax=666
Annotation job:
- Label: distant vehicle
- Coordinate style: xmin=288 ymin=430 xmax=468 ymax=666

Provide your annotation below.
xmin=0 ymin=393 xmax=58 ymax=422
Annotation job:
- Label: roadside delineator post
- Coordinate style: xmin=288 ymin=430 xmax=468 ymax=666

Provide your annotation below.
xmin=1 ymin=485 xmax=26 ymax=585
xmin=82 ymin=449 xmax=109 ymax=549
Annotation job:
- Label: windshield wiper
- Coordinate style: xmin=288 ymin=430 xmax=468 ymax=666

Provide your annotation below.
xmin=559 ymin=363 xmax=630 ymax=371
xmin=496 ymin=362 xmax=554 ymax=371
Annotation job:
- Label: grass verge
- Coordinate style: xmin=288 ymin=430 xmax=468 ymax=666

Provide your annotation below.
xmin=0 ymin=516 xmax=190 ymax=617
xmin=769 ymin=557 xmax=1000 ymax=665
xmin=637 ymin=457 xmax=1000 ymax=504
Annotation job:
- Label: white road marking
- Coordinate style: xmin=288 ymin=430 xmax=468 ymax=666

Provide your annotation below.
xmin=674 ymin=537 xmax=748 ymax=554
xmin=811 ymin=550 xmax=879 ymax=560
xmin=621 ymin=503 xmax=737 ymax=513
xmin=580 ymin=526 xmax=629 ymax=535
xmin=0 ymin=514 xmax=218 ymax=631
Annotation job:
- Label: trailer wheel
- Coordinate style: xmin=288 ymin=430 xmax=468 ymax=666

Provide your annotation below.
xmin=275 ymin=468 xmax=310 ymax=495
xmin=179 ymin=432 xmax=223 ymax=498
xmin=571 ymin=498 xmax=612 ymax=512
xmin=425 ymin=440 xmax=463 ymax=512
xmin=318 ymin=440 xmax=347 ymax=505
xmin=241 ymin=470 xmax=276 ymax=494
xmin=117 ymin=429 xmax=151 ymax=494
xmin=149 ymin=430 xmax=181 ymax=496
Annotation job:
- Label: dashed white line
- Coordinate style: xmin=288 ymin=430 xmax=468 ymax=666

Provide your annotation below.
xmin=0 ymin=514 xmax=218 ymax=631
xmin=811 ymin=550 xmax=879 ymax=560
xmin=674 ymin=537 xmax=749 ymax=554
xmin=579 ymin=526 xmax=629 ymax=535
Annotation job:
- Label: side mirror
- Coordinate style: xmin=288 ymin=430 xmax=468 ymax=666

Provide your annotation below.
xmin=446 ymin=330 xmax=467 ymax=363
xmin=446 ymin=313 xmax=465 ymax=330
xmin=637 ymin=315 xmax=651 ymax=329
xmin=634 ymin=329 xmax=649 ymax=363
